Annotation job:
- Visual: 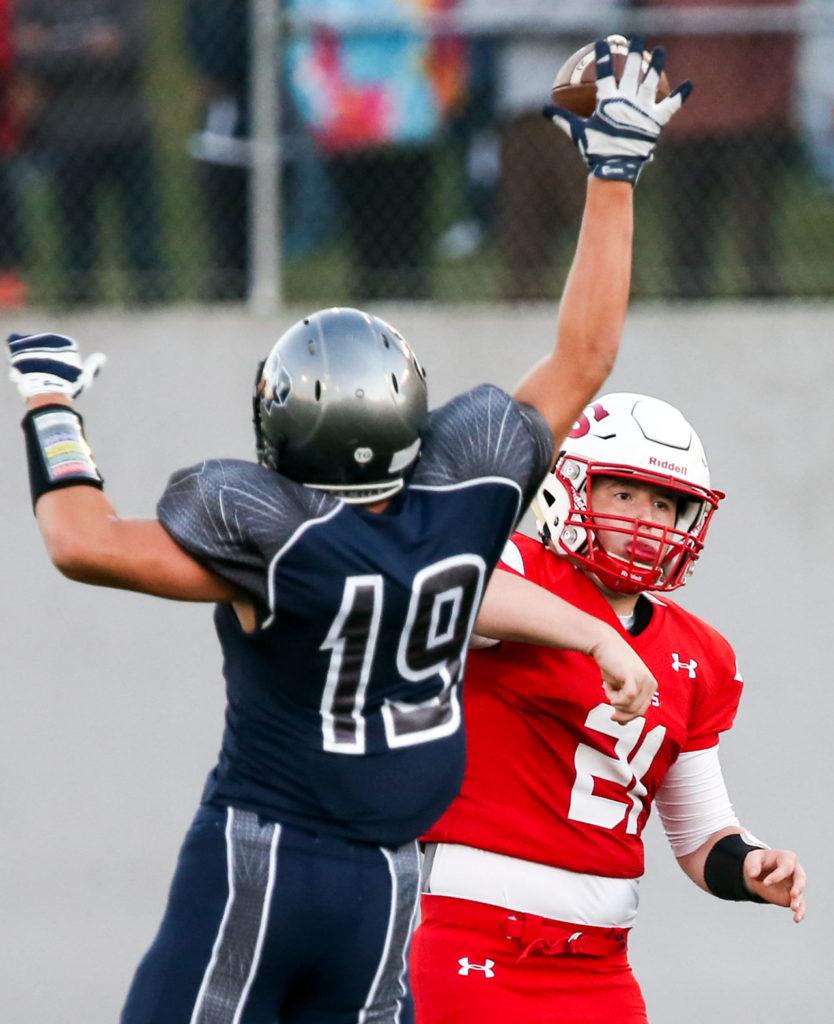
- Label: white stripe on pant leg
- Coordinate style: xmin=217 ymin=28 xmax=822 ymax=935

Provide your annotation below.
xmin=395 ymin=845 xmax=422 ymax=1024
xmin=358 ymin=841 xmax=420 ymax=1024
xmin=189 ymin=808 xmax=237 ymax=1024
xmin=231 ymin=824 xmax=280 ymax=1024
xmin=188 ymin=808 xmax=280 ymax=1024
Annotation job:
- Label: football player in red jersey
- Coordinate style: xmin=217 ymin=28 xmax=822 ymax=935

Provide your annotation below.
xmin=412 ymin=392 xmax=807 ymax=1024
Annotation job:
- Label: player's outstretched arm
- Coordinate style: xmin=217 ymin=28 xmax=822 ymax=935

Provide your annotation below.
xmin=8 ymin=334 xmax=241 ymax=603
xmin=475 ymin=568 xmax=656 ymax=723
xmin=512 ymin=177 xmax=632 ymax=451
xmin=678 ymin=827 xmax=807 ymax=924
xmin=513 ymin=37 xmax=692 ymax=451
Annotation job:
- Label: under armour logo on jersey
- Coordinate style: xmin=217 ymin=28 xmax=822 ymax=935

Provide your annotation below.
xmin=458 ymin=957 xmax=495 ymax=978
xmin=671 ymin=653 xmax=698 ymax=678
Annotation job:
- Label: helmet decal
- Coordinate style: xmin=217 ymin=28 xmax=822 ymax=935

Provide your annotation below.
xmin=569 ymin=401 xmax=613 ymax=439
xmin=264 ymin=362 xmax=293 ymax=409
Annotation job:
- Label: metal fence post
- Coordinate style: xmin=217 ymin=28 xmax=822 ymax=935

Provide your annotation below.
xmin=248 ymin=0 xmax=282 ymax=314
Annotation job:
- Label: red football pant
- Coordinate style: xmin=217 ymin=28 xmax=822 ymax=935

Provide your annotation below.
xmin=411 ymin=895 xmax=648 ymax=1024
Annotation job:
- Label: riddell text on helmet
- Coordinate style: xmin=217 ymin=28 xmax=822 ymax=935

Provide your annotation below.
xmin=648 ymin=456 xmax=688 ymax=475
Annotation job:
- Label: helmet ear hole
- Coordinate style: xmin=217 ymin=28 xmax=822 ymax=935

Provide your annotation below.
xmin=391 ymin=374 xmax=399 ymax=394
xmin=315 ymin=380 xmax=322 ymax=401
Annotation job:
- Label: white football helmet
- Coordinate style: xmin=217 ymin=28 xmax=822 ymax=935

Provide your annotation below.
xmin=533 ymin=393 xmax=724 ymax=593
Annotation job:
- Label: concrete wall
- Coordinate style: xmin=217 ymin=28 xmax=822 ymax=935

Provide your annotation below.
xmin=1 ymin=303 xmax=831 ymax=1023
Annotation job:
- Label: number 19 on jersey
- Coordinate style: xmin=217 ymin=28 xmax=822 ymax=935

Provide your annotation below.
xmin=319 ymin=555 xmax=486 ymax=755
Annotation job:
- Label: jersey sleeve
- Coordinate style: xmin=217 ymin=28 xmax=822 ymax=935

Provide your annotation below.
xmin=682 ymin=630 xmax=745 ymax=753
xmin=414 ymin=385 xmax=553 ymax=510
xmin=157 ymin=458 xmax=335 ymax=605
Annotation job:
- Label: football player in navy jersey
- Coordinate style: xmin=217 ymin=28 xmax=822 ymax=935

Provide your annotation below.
xmin=8 ymin=38 xmax=690 ymax=1024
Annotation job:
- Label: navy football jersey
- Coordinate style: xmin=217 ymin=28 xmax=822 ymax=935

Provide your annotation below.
xmin=157 ymin=385 xmax=551 ymax=845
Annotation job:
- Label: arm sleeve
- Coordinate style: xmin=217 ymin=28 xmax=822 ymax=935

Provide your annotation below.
xmin=655 ymin=747 xmax=740 ymax=858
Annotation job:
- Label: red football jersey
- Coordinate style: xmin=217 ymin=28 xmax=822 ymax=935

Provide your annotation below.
xmin=424 ymin=533 xmax=744 ymax=879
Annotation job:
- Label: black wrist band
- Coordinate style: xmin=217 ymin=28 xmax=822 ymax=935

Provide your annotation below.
xmin=589 ymin=157 xmax=644 ymax=185
xmin=22 ymin=404 xmax=104 ymax=511
xmin=703 ymin=833 xmax=768 ymax=903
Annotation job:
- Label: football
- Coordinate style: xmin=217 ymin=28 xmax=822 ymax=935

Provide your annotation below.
xmin=550 ymin=34 xmax=670 ymax=118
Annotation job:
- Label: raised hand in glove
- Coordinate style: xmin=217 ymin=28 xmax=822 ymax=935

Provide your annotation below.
xmin=543 ymin=36 xmax=692 ymax=185
xmin=8 ymin=332 xmax=106 ymax=401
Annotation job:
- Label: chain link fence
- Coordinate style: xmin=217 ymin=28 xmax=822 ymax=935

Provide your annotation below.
xmin=1 ymin=1 xmax=832 ymax=309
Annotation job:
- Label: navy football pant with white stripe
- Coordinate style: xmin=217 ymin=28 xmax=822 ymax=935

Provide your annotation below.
xmin=121 ymin=805 xmax=421 ymax=1024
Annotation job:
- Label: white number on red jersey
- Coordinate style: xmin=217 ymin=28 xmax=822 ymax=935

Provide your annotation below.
xmin=568 ymin=704 xmax=666 ymax=835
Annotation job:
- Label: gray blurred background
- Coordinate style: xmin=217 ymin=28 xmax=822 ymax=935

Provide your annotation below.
xmin=1 ymin=304 xmax=831 ymax=1023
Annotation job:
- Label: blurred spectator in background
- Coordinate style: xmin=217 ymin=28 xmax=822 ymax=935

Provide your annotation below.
xmin=14 ymin=0 xmax=167 ymax=306
xmin=453 ymin=0 xmax=625 ymax=301
xmin=491 ymin=5 xmax=592 ymax=302
xmin=185 ymin=0 xmax=250 ymax=301
xmin=799 ymin=1 xmax=834 ymax=189
xmin=0 ymin=0 xmax=26 ymax=308
xmin=649 ymin=0 xmax=798 ymax=298
xmin=435 ymin=33 xmax=499 ymax=263
xmin=185 ymin=0 xmax=337 ymax=302
xmin=287 ymin=0 xmax=467 ymax=301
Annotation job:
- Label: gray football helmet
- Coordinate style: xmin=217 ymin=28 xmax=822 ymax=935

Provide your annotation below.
xmin=254 ymin=307 xmax=429 ymax=502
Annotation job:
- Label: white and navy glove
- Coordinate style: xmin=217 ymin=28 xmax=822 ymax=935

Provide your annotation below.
xmin=7 ymin=332 xmax=106 ymax=400
xmin=543 ymin=36 xmax=692 ymax=185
